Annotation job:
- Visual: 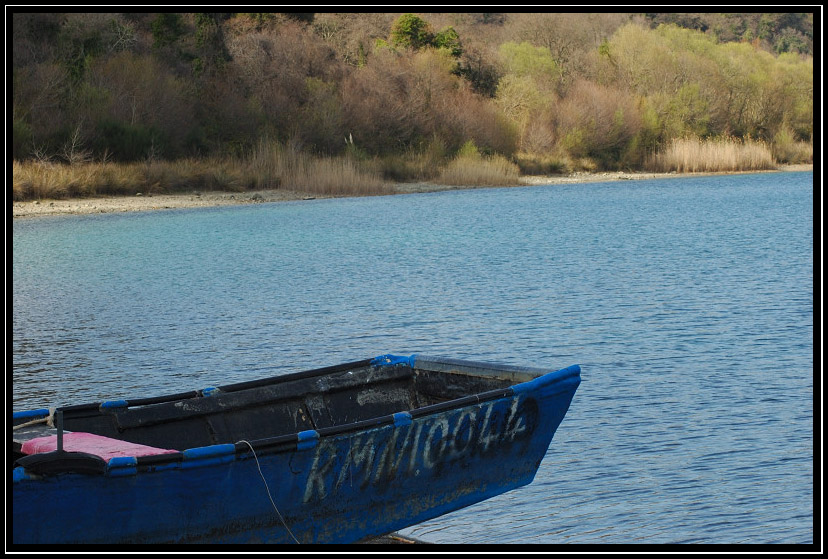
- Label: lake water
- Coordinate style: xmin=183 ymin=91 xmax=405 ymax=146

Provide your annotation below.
xmin=12 ymin=171 xmax=814 ymax=545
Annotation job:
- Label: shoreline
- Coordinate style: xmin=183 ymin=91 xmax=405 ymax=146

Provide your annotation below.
xmin=11 ymin=164 xmax=812 ymax=219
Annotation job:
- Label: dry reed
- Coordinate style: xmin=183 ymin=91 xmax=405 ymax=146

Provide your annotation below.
xmin=12 ymin=139 xmax=391 ymax=201
xmin=646 ymin=136 xmax=777 ymax=173
xmin=13 ymin=160 xmax=145 ymax=200
xmin=437 ymin=153 xmax=521 ymax=186
xmin=244 ymin=140 xmax=389 ymax=196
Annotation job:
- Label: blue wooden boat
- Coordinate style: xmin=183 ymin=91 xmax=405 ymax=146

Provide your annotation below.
xmin=12 ymin=354 xmax=580 ymax=545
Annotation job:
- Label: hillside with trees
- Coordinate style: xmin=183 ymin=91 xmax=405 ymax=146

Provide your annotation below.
xmin=11 ymin=12 xmax=814 ymax=200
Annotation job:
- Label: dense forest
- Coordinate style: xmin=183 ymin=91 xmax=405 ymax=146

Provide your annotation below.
xmin=11 ymin=12 xmax=814 ymax=199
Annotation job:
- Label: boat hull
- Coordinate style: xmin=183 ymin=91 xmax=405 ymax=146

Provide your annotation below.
xmin=12 ymin=356 xmax=580 ymax=544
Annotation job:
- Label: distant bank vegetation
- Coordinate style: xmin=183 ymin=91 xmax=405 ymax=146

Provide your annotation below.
xmin=12 ymin=12 xmax=813 ymax=200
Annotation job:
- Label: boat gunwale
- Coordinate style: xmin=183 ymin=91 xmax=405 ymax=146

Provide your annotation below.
xmin=215 ymin=358 xmax=375 ymax=394
xmin=13 ymin=355 xmax=581 ymax=477
xmin=12 ymin=354 xmax=547 ymax=423
xmin=18 ymin=359 xmax=376 ymax=420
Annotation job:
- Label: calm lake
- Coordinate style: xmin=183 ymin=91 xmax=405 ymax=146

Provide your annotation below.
xmin=12 ymin=171 xmax=813 ymax=544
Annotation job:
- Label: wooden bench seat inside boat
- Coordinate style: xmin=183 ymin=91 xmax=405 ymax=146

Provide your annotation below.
xmin=20 ymin=432 xmax=178 ymax=461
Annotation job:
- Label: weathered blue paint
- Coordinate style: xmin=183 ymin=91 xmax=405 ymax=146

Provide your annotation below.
xmin=100 ymin=399 xmax=128 ymax=409
xmin=370 ymin=353 xmax=417 ymax=367
xmin=183 ymin=444 xmax=236 ymax=460
xmin=181 ymin=444 xmax=237 ymax=470
xmin=12 ymin=467 xmax=35 ymax=483
xmin=107 ymin=457 xmax=138 ymax=477
xmin=12 ymin=409 xmax=50 ymax=421
xmin=297 ymin=430 xmax=320 ymax=451
xmin=511 ymin=364 xmax=582 ymax=395
xmin=201 ymin=386 xmax=221 ymax=397
xmin=393 ymin=411 xmax=413 ymax=427
xmin=12 ymin=355 xmax=580 ymax=545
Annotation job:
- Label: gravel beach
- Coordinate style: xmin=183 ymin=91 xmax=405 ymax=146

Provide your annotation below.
xmin=11 ymin=165 xmax=811 ymax=219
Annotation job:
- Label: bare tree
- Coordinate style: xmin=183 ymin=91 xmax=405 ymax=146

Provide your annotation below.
xmin=61 ymin=122 xmax=92 ymax=165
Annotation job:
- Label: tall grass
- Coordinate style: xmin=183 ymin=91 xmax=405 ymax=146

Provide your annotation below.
xmin=436 ymin=141 xmax=522 ymax=186
xmin=372 ymin=139 xmax=449 ymax=183
xmin=244 ymin=139 xmax=389 ymax=196
xmin=437 ymin=153 xmax=522 ymax=186
xmin=645 ymin=136 xmax=777 ymax=173
xmin=281 ymin=153 xmax=388 ymax=196
xmin=13 ymin=160 xmax=145 ymax=200
xmin=513 ymin=151 xmax=568 ymax=175
xmin=12 ymin=158 xmax=250 ymax=201
xmin=771 ymin=126 xmax=813 ymax=164
xmin=12 ymin=139 xmax=390 ymax=201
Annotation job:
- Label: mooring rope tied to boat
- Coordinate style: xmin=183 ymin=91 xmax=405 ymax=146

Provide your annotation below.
xmin=12 ymin=417 xmax=48 ymax=430
xmin=237 ymin=440 xmax=301 ymax=544
xmin=12 ymin=408 xmax=56 ymax=430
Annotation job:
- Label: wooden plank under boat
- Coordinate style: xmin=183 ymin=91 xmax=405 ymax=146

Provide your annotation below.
xmin=12 ymin=354 xmax=580 ymax=545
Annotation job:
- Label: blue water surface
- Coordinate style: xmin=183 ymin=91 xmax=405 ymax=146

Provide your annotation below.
xmin=12 ymin=171 xmax=814 ymax=544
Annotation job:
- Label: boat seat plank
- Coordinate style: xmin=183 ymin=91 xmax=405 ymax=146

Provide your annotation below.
xmin=19 ymin=432 xmax=178 ymax=461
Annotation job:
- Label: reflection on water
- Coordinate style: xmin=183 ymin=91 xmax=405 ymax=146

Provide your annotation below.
xmin=13 ymin=172 xmax=813 ymax=544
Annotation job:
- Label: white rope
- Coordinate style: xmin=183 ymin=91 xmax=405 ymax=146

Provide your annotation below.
xmin=237 ymin=440 xmax=301 ymax=545
xmin=12 ymin=417 xmax=49 ymax=431
xmin=12 ymin=408 xmax=55 ymax=431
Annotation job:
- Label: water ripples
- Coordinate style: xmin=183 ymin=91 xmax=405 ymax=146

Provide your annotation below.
xmin=13 ymin=172 xmax=813 ymax=544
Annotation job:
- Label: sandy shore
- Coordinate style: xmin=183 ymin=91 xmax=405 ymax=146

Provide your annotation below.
xmin=11 ymin=164 xmax=812 ymax=218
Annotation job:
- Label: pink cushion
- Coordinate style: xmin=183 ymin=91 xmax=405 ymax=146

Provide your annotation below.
xmin=21 ymin=432 xmax=178 ymax=461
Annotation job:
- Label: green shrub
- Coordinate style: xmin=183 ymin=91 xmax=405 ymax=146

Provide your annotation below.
xmin=433 ymin=26 xmax=462 ymax=57
xmin=498 ymin=41 xmax=558 ymax=81
xmin=456 ymin=139 xmax=480 ymax=157
xmin=374 ymin=137 xmax=449 ymax=182
xmin=772 ymin=125 xmax=813 ymax=164
xmin=13 ymin=117 xmax=32 ymax=160
xmin=514 ymin=152 xmax=566 ymax=175
xmin=151 ymin=13 xmax=185 ymax=48
xmin=390 ymin=14 xmax=433 ymax=50
xmin=94 ymin=119 xmax=166 ymax=161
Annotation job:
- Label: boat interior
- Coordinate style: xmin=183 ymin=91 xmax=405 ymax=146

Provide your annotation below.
xmin=13 ymin=357 xmax=540 ymax=467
